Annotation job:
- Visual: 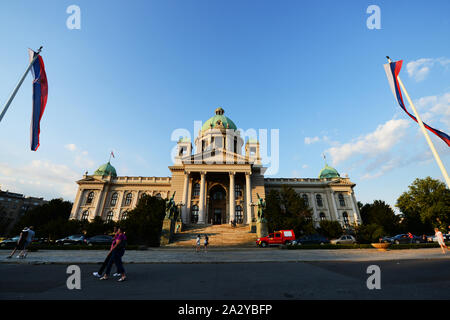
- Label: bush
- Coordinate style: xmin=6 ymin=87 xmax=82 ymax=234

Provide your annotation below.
xmin=354 ymin=223 xmax=385 ymax=244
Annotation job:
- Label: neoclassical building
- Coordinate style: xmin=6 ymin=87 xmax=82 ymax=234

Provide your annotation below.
xmin=70 ymin=108 xmax=362 ymax=229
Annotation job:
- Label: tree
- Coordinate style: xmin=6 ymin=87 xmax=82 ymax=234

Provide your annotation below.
xmin=354 ymin=223 xmax=385 ymax=244
xmin=11 ymin=198 xmax=74 ymax=240
xmin=396 ymin=177 xmax=450 ymax=234
xmin=359 ymin=200 xmax=400 ymax=236
xmin=265 ymin=186 xmax=314 ymax=236
xmin=120 ymin=194 xmax=165 ymax=246
xmin=318 ymin=220 xmax=343 ymax=239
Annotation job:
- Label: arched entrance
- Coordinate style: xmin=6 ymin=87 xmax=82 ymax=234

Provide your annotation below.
xmin=208 ymin=184 xmax=227 ymax=225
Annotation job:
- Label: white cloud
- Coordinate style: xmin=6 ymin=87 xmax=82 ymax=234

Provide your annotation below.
xmin=0 ymin=160 xmax=79 ymax=200
xmin=326 ymin=119 xmax=410 ymax=166
xmin=407 ymin=57 xmax=450 ymax=82
xmin=415 ymin=92 xmax=450 ymax=128
xmin=302 ymin=164 xmax=309 ymax=169
xmin=64 ymin=143 xmax=77 ymax=152
xmin=304 ymin=136 xmax=320 ymax=145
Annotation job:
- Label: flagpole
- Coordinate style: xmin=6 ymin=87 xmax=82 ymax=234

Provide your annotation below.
xmin=0 ymin=46 xmax=43 ymax=124
xmin=387 ymin=57 xmax=450 ymax=188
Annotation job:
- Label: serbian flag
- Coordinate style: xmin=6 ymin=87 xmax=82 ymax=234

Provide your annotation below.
xmin=384 ymin=60 xmax=450 ymax=147
xmin=29 ymin=49 xmax=48 ymax=151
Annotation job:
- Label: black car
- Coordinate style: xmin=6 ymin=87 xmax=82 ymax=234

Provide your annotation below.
xmin=294 ymin=234 xmax=330 ymax=245
xmin=85 ymin=235 xmax=113 ymax=246
xmin=55 ymin=234 xmax=87 ymax=245
xmin=388 ymin=234 xmax=424 ymax=244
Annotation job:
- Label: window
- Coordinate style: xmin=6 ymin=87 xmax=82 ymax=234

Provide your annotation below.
xmin=235 ymin=205 xmax=243 ymax=224
xmin=235 ymin=185 xmax=242 ymax=198
xmin=338 ymin=194 xmax=345 ymax=207
xmin=320 ymin=212 xmax=326 ymax=221
xmin=343 ymin=212 xmax=349 ymax=227
xmin=81 ymin=210 xmax=89 ymax=221
xmin=125 ymin=193 xmax=132 ymax=206
xmin=302 ymin=194 xmax=309 ymax=207
xmin=191 ymin=205 xmax=199 ymax=223
xmin=316 ymin=194 xmax=323 ymax=207
xmin=121 ymin=211 xmax=128 ymax=220
xmin=110 ymin=192 xmax=118 ymax=206
xmin=106 ymin=211 xmax=114 ymax=223
xmin=193 ymin=183 xmax=200 ymax=197
xmin=86 ymin=192 xmax=94 ymax=204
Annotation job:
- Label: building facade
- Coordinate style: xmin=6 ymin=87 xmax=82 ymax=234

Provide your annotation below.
xmin=70 ymin=108 xmax=362 ymax=229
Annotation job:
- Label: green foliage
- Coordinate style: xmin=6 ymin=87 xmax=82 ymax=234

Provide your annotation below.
xmin=83 ymin=216 xmax=116 ymax=237
xmin=265 ymin=186 xmax=314 ymax=237
xmin=396 ymin=177 xmax=450 ymax=234
xmin=359 ymin=200 xmax=400 ymax=235
xmin=119 ymin=194 xmax=166 ymax=246
xmin=318 ymin=220 xmax=343 ymax=239
xmin=354 ymin=223 xmax=385 ymax=244
xmin=11 ymin=198 xmax=74 ymax=240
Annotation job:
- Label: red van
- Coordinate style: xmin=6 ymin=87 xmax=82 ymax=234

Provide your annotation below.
xmin=256 ymin=230 xmax=296 ymax=247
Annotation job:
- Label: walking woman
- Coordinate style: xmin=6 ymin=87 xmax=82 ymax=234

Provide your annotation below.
xmin=7 ymin=227 xmax=29 ymax=259
xmin=100 ymin=226 xmax=127 ymax=282
xmin=435 ymin=228 xmax=449 ymax=254
xmin=204 ymin=234 xmax=209 ymax=252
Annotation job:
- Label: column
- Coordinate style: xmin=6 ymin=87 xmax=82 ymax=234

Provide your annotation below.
xmin=245 ymin=172 xmax=252 ymax=224
xmin=311 ymin=192 xmax=319 ymax=227
xmin=70 ymin=188 xmax=83 ymax=219
xmin=350 ymin=191 xmax=360 ymax=225
xmin=186 ymin=178 xmax=192 ymax=223
xmin=115 ymin=191 xmax=124 ymax=221
xmin=182 ymin=172 xmax=190 ymax=223
xmin=229 ymin=172 xmax=235 ymax=224
xmin=198 ymin=172 xmax=206 ymax=224
xmin=330 ymin=191 xmax=340 ymax=221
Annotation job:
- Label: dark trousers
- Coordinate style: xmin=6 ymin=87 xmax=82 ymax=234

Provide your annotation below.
xmin=98 ymin=251 xmax=113 ymax=274
xmin=105 ymin=248 xmax=125 ymax=276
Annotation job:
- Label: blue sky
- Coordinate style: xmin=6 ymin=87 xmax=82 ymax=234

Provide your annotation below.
xmin=0 ymin=0 xmax=449 ymax=212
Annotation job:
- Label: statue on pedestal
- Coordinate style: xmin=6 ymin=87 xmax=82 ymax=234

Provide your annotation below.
xmin=256 ymin=193 xmax=266 ymax=223
xmin=165 ymin=191 xmax=177 ymax=219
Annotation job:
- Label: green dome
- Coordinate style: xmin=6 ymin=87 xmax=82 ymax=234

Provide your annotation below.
xmin=94 ymin=162 xmax=117 ymax=177
xmin=201 ymin=107 xmax=237 ymax=131
xmin=319 ymin=165 xmax=340 ymax=179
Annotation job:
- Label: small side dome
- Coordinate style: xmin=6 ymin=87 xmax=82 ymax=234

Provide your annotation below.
xmin=319 ymin=165 xmax=340 ymax=179
xmin=94 ymin=162 xmax=117 ymax=177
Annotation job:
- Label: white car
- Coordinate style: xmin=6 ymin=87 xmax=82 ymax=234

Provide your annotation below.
xmin=330 ymin=235 xmax=357 ymax=245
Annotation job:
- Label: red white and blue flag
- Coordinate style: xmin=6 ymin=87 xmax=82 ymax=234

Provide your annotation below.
xmin=384 ymin=60 xmax=450 ymax=147
xmin=29 ymin=49 xmax=48 ymax=151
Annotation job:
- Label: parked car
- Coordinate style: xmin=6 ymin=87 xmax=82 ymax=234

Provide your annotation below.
xmin=428 ymin=234 xmax=450 ymax=243
xmin=379 ymin=236 xmax=392 ymax=243
xmin=293 ymin=234 xmax=329 ymax=245
xmin=256 ymin=230 xmax=296 ymax=247
xmin=55 ymin=234 xmax=87 ymax=245
xmin=387 ymin=234 xmax=424 ymax=244
xmin=85 ymin=235 xmax=113 ymax=246
xmin=330 ymin=235 xmax=357 ymax=245
xmin=0 ymin=236 xmax=20 ymax=248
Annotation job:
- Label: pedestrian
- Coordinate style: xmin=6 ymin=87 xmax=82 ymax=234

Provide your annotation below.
xmin=195 ymin=234 xmax=201 ymax=252
xmin=19 ymin=226 xmax=35 ymax=258
xmin=100 ymin=226 xmax=127 ymax=282
xmin=7 ymin=227 xmax=29 ymax=259
xmin=407 ymin=232 xmax=413 ymax=244
xmin=204 ymin=234 xmax=209 ymax=252
xmin=93 ymin=227 xmax=120 ymax=278
xmin=435 ymin=228 xmax=448 ymax=254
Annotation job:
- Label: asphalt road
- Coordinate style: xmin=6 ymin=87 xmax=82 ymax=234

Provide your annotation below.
xmin=1 ymin=260 xmax=450 ymax=300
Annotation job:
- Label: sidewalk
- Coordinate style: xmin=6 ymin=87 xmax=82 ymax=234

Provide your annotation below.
xmin=2 ymin=247 xmax=450 ymax=264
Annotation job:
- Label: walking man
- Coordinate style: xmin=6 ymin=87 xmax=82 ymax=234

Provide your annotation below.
xmin=195 ymin=234 xmax=201 ymax=252
xmin=7 ymin=227 xmax=28 ymax=259
xmin=19 ymin=226 xmax=35 ymax=258
xmin=204 ymin=234 xmax=209 ymax=252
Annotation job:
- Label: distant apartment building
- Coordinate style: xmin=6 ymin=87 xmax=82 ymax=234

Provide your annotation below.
xmin=0 ymin=188 xmax=47 ymax=234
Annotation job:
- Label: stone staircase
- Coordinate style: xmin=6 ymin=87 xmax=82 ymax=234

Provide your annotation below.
xmin=165 ymin=224 xmax=258 ymax=247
